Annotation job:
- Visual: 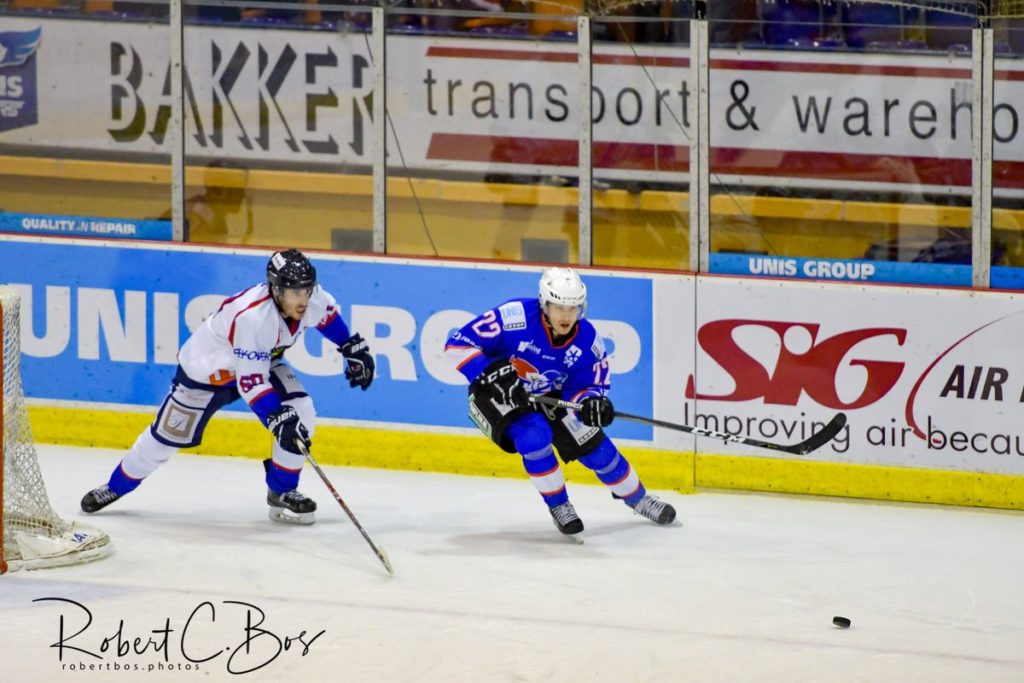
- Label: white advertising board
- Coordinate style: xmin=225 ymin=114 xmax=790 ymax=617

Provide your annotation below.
xmin=687 ymin=276 xmax=1024 ymax=475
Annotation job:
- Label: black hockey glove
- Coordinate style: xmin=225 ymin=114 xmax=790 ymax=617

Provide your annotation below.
xmin=339 ymin=333 xmax=375 ymax=391
xmin=579 ymin=396 xmax=614 ymax=428
xmin=476 ymin=362 xmax=529 ymax=410
xmin=267 ymin=405 xmax=311 ymax=455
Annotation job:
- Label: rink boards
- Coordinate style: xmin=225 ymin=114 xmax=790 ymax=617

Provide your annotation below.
xmin=2 ymin=235 xmax=1023 ymax=509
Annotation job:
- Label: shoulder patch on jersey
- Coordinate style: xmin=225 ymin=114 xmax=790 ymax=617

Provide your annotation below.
xmin=499 ymin=301 xmax=527 ymax=331
xmin=591 ymin=335 xmax=607 ymax=360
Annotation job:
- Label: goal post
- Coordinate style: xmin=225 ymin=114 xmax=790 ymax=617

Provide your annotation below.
xmin=0 ymin=285 xmax=111 ymax=572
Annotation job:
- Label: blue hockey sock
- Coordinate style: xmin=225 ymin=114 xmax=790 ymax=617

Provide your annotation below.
xmin=264 ymin=459 xmax=301 ymax=494
xmin=579 ymin=442 xmax=646 ymax=507
xmin=521 ymin=447 xmax=568 ymax=508
xmin=107 ymin=463 xmax=143 ymax=496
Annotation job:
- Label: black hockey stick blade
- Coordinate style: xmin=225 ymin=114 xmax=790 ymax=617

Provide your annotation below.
xmin=780 ymin=412 xmax=848 ymax=455
xmin=529 ymin=395 xmax=847 ymax=456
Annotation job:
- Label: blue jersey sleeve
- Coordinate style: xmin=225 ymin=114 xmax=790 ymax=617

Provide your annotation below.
xmin=444 ymin=305 xmax=514 ymax=382
xmin=317 ymin=310 xmax=352 ymax=346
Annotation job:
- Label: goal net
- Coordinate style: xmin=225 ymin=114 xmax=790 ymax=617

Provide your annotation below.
xmin=1 ymin=286 xmax=111 ymax=572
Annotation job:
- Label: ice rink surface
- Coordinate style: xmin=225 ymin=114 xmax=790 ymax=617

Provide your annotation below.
xmin=2 ymin=444 xmax=1023 ymax=683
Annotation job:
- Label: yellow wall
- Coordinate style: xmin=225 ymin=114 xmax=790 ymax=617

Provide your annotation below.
xmin=4 ymin=154 xmax=1024 ymax=269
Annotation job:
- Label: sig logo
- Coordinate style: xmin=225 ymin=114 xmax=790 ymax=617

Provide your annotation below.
xmin=0 ymin=27 xmax=41 ymax=130
xmin=686 ymin=320 xmax=907 ymax=409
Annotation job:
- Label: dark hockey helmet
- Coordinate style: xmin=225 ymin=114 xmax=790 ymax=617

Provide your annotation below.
xmin=267 ymin=249 xmax=317 ymax=292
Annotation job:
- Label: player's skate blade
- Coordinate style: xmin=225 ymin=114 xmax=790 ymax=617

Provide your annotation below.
xmin=631 ymin=495 xmax=676 ymax=525
xmin=549 ymin=501 xmax=584 ymax=542
xmin=81 ymin=485 xmax=123 ymax=513
xmin=267 ymin=489 xmax=317 ymax=525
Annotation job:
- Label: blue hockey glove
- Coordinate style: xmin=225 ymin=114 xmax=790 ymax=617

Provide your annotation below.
xmin=339 ymin=333 xmax=375 ymax=391
xmin=267 ymin=405 xmax=311 ymax=455
xmin=579 ymin=396 xmax=614 ymax=428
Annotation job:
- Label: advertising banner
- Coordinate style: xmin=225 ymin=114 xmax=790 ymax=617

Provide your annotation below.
xmin=0 ymin=211 xmax=171 ymax=240
xmin=0 ymin=236 xmax=656 ymax=440
xmin=5 ymin=235 xmax=1024 ymax=479
xmin=1 ymin=17 xmax=1022 ymax=195
xmin=710 ymin=252 xmax=968 ymax=286
xmin=691 ymin=276 xmax=1024 ymax=475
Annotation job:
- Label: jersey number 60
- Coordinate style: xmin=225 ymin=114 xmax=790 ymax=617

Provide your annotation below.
xmin=239 ymin=374 xmax=265 ymax=392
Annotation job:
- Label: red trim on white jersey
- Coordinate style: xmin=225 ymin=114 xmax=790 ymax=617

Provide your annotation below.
xmin=228 ymin=294 xmax=272 ymax=346
xmin=247 ymin=387 xmax=276 ymax=406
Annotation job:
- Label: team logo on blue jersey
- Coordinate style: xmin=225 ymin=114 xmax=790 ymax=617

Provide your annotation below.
xmin=564 ymin=345 xmax=582 ymax=368
xmin=0 ymin=28 xmax=41 ymax=133
xmin=517 ymin=340 xmax=541 ymax=355
xmin=510 ymin=355 xmax=566 ymax=394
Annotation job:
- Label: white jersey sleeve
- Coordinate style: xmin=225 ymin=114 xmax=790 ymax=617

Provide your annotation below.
xmin=177 ymin=284 xmax=338 ymax=408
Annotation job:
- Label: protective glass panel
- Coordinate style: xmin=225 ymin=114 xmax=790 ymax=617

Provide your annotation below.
xmin=591 ymin=8 xmax=691 ymax=271
xmin=182 ymin=0 xmax=373 ymax=250
xmin=0 ymin=1 xmax=171 ymax=241
xmin=708 ymin=1 xmax=976 ymax=288
xmin=992 ymin=17 xmax=1024 ymax=289
xmin=384 ymin=2 xmax=580 ymax=262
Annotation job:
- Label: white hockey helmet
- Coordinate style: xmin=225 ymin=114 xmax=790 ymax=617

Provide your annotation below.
xmin=539 ymin=267 xmax=587 ymax=316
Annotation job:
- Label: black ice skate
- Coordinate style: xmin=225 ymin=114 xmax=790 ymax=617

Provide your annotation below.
xmin=267 ymin=489 xmax=317 ymax=525
xmin=548 ymin=501 xmax=584 ymax=537
xmin=81 ymin=484 xmax=123 ymax=513
xmin=631 ymin=495 xmax=676 ymax=525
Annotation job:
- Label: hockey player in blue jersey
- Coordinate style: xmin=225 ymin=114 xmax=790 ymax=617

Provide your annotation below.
xmin=445 ymin=267 xmax=676 ymax=538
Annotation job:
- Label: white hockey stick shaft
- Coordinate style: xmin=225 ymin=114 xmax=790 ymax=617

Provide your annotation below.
xmin=296 ymin=440 xmax=394 ymax=575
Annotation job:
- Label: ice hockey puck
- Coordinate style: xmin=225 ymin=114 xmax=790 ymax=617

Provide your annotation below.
xmin=832 ymin=616 xmax=851 ymax=628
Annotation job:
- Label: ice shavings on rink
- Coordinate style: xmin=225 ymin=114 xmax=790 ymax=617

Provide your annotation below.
xmin=1 ymin=444 xmax=1023 ymax=683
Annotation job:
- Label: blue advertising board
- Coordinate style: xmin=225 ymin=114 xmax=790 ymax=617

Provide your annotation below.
xmin=0 ymin=239 xmax=654 ymax=440
xmin=712 ymin=253 xmax=1024 ymax=291
xmin=711 ymin=253 xmax=970 ymax=287
xmin=0 ymin=212 xmax=173 ymax=241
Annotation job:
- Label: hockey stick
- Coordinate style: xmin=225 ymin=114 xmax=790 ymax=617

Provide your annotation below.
xmin=296 ymin=440 xmax=395 ymax=576
xmin=529 ymin=396 xmax=847 ymax=456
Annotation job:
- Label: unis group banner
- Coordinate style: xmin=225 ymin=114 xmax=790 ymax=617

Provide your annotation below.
xmin=688 ymin=277 xmax=1024 ymax=475
xmin=0 ymin=237 xmax=656 ymax=440
xmin=1 ymin=17 xmax=1023 ymax=195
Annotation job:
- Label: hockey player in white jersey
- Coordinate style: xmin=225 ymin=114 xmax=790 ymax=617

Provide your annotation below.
xmin=80 ymin=249 xmax=375 ymax=525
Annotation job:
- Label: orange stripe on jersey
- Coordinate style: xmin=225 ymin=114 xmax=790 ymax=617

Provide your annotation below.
xmin=208 ymin=369 xmax=236 ymax=386
xmin=228 ymin=294 xmax=273 ymax=345
xmin=455 ymin=350 xmax=483 ymax=370
xmin=608 ymin=466 xmax=633 ymax=487
xmin=541 ymin=315 xmax=579 ymax=348
xmin=530 ymin=464 xmax=561 ymax=479
xmin=571 ymin=389 xmax=595 ymax=403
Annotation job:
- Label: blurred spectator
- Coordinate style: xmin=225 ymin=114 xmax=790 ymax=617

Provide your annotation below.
xmin=188 ymin=1 xmax=242 ymax=22
xmin=240 ymin=0 xmax=323 ymax=24
xmin=161 ymin=161 xmax=250 ymax=244
xmin=528 ymin=0 xmax=579 ymax=37
xmin=840 ymin=1 xmax=914 ymax=49
xmin=708 ymin=0 xmax=761 ymax=46
xmin=761 ymin=0 xmax=837 ymax=46
xmin=4 ymin=0 xmax=133 ymax=12
xmin=923 ymin=2 xmax=974 ymax=51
